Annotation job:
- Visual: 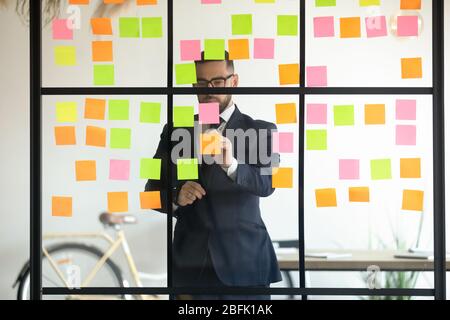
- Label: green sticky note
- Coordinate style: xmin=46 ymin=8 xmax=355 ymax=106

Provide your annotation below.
xmin=140 ymin=158 xmax=161 ymax=180
xmin=94 ymin=65 xmax=115 ymax=86
xmin=119 ymin=17 xmax=140 ymax=38
xmin=204 ymin=39 xmax=225 ymax=60
xmin=359 ymin=0 xmax=380 ymax=6
xmin=177 ymin=158 xmax=199 ymax=180
xmin=306 ymin=130 xmax=327 ymax=150
xmin=108 ymin=100 xmax=129 ymax=120
xmin=232 ymin=14 xmax=252 ymax=35
xmin=110 ymin=128 xmax=131 ymax=149
xmin=175 ymin=63 xmax=197 ymax=85
xmin=56 ymin=102 xmax=77 ymax=122
xmin=277 ymin=15 xmax=298 ymax=36
xmin=371 ymin=159 xmax=392 ymax=180
xmin=142 ymin=17 xmax=163 ymax=38
xmin=174 ymin=106 xmax=194 ymax=127
xmin=54 ymin=46 xmax=76 ymax=66
xmin=315 ymin=0 xmax=336 ymax=6
xmin=334 ymin=105 xmax=355 ymax=126
xmin=140 ymin=102 xmax=161 ymax=123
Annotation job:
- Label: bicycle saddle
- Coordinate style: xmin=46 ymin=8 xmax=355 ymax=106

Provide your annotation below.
xmin=99 ymin=212 xmax=137 ymax=226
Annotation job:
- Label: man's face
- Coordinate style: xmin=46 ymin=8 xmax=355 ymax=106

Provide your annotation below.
xmin=195 ymin=61 xmax=239 ymax=113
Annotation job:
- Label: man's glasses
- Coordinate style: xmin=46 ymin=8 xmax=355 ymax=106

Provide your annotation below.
xmin=193 ymin=74 xmax=235 ymax=88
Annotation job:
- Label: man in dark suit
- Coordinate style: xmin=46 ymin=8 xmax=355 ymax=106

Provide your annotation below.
xmin=145 ymin=51 xmax=281 ymax=299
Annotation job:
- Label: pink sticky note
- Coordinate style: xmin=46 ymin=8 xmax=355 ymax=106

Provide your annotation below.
xmin=272 ymin=132 xmax=294 ymax=153
xmin=254 ymin=38 xmax=275 ymax=59
xmin=199 ymin=103 xmax=220 ymax=124
xmin=397 ymin=16 xmax=419 ymax=37
xmin=339 ymin=159 xmax=360 ymax=180
xmin=314 ymin=16 xmax=334 ymax=38
xmin=109 ymin=159 xmax=130 ymax=180
xmin=396 ymin=99 xmax=416 ymax=120
xmin=180 ymin=40 xmax=201 ymax=61
xmin=396 ymin=125 xmax=416 ymax=145
xmin=307 ymin=103 xmax=327 ymax=124
xmin=307 ymin=66 xmax=328 ymax=87
xmin=201 ymin=0 xmax=221 ymax=3
xmin=365 ymin=16 xmax=387 ymax=38
xmin=53 ymin=19 xmax=73 ymax=40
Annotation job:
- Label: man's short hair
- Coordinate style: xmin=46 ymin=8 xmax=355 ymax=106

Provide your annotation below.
xmin=195 ymin=50 xmax=235 ymax=73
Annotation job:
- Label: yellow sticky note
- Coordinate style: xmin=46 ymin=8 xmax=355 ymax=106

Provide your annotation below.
xmin=107 ymin=192 xmax=128 ymax=213
xmin=54 ymin=46 xmax=76 ymax=66
xmin=402 ymin=189 xmax=424 ymax=211
xmin=228 ymin=39 xmax=250 ymax=60
xmin=315 ymin=188 xmax=337 ymax=207
xmin=75 ymin=160 xmax=97 ymax=181
xmin=54 ymin=126 xmax=76 ymax=145
xmin=140 ymin=191 xmax=162 ymax=210
xmin=56 ymin=102 xmax=77 ymax=123
xmin=400 ymin=158 xmax=421 ymax=178
xmin=52 ymin=196 xmax=72 ymax=217
xmin=365 ymin=104 xmax=385 ymax=125
xmin=401 ymin=57 xmax=422 ymax=79
xmin=349 ymin=187 xmax=370 ymax=202
xmin=275 ymin=103 xmax=297 ymax=124
xmin=272 ymin=167 xmax=293 ymax=188
xmin=279 ymin=64 xmax=300 ymax=85
xmin=340 ymin=17 xmax=361 ymax=38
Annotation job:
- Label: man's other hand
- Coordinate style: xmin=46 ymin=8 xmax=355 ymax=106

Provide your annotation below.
xmin=177 ymin=181 xmax=206 ymax=206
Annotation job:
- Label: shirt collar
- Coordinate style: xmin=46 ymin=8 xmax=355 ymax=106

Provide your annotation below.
xmin=220 ymin=101 xmax=235 ymax=123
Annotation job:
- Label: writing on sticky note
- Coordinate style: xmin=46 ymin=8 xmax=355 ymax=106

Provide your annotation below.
xmin=142 ymin=17 xmax=163 ymax=38
xmin=349 ymin=187 xmax=370 ymax=202
xmin=365 ymin=104 xmax=385 ymax=125
xmin=94 ymin=65 xmax=115 ymax=86
xmin=199 ymin=102 xmax=219 ymax=124
xmin=315 ymin=188 xmax=337 ymax=207
xmin=278 ymin=63 xmax=299 ymax=85
xmin=85 ymin=98 xmax=106 ymax=120
xmin=53 ymin=19 xmax=73 ymax=40
xmin=52 ymin=196 xmax=73 ymax=217
xmin=272 ymin=132 xmax=294 ymax=153
xmin=91 ymin=18 xmax=112 ymax=35
xmin=107 ymin=192 xmax=128 ymax=213
xmin=56 ymin=102 xmax=77 ymax=123
xmin=314 ymin=16 xmax=334 ymax=38
xmin=400 ymin=158 xmax=421 ymax=179
xmin=55 ymin=126 xmax=76 ymax=145
xmin=140 ymin=191 xmax=161 ymax=210
xmin=371 ymin=159 xmax=392 ymax=180
xmin=277 ymin=15 xmax=298 ymax=36
xmin=109 ymin=159 xmax=130 ymax=181
xmin=108 ymin=100 xmax=129 ymax=120
xmin=201 ymin=133 xmax=222 ymax=155
xmin=396 ymin=99 xmax=416 ymax=120
xmin=272 ymin=167 xmax=293 ymax=188
xmin=253 ymin=38 xmax=274 ymax=59
xmin=334 ymin=105 xmax=354 ymax=126
xmin=396 ymin=125 xmax=416 ymax=146
xmin=140 ymin=158 xmax=162 ymax=180
xmin=175 ymin=63 xmax=197 ymax=85
xmin=401 ymin=57 xmax=422 ymax=79
xmin=75 ymin=160 xmax=96 ymax=181
xmin=307 ymin=103 xmax=327 ymax=124
xmin=339 ymin=159 xmax=359 ymax=180
xmin=110 ymin=128 xmax=131 ymax=149
xmin=228 ymin=39 xmax=250 ymax=60
xmin=204 ymin=39 xmax=225 ymax=60
xmin=174 ymin=106 xmax=194 ymax=127
xmin=306 ymin=130 xmax=327 ymax=150
xmin=232 ymin=14 xmax=252 ymax=35
xmin=402 ymin=189 xmax=424 ymax=212
xmin=180 ymin=40 xmax=201 ymax=61
xmin=54 ymin=46 xmax=76 ymax=66
xmin=397 ymin=15 xmax=419 ymax=37
xmin=86 ymin=126 xmax=106 ymax=147
xmin=177 ymin=158 xmax=199 ymax=180
xmin=307 ymin=66 xmax=327 ymax=87
xmin=119 ymin=17 xmax=140 ymax=38
xmin=140 ymin=102 xmax=161 ymax=123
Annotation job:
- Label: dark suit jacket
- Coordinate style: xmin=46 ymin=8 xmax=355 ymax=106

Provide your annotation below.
xmin=145 ymin=106 xmax=282 ymax=286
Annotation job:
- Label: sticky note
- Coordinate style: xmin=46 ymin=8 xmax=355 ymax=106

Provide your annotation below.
xmin=253 ymin=38 xmax=274 ymax=59
xmin=75 ymin=160 xmax=96 ymax=181
xmin=199 ymin=102 xmax=220 ymax=124
xmin=340 ymin=17 xmax=361 ymax=38
xmin=69 ymin=0 xmax=89 ymax=4
xmin=107 ymin=192 xmax=128 ymax=213
xmin=279 ymin=64 xmax=299 ymax=85
xmin=177 ymin=158 xmax=199 ymax=180
xmin=307 ymin=66 xmax=327 ymax=87
xmin=401 ymin=0 xmax=421 ymax=10
xmin=314 ymin=16 xmax=334 ymax=38
xmin=110 ymin=128 xmax=131 ymax=149
xmin=140 ymin=102 xmax=161 ymax=123
xmin=315 ymin=188 xmax=337 ymax=207
xmin=140 ymin=191 xmax=161 ymax=210
xmin=108 ymin=100 xmax=129 ymax=120
xmin=232 ymin=14 xmax=252 ymax=35
xmin=397 ymin=16 xmax=419 ymax=37
xmin=396 ymin=125 xmax=416 ymax=145
xmin=86 ymin=126 xmax=106 ymax=147
xmin=180 ymin=40 xmax=201 ymax=61
xmin=272 ymin=167 xmax=293 ymax=188
xmin=56 ymin=102 xmax=77 ymax=122
xmin=204 ymin=39 xmax=225 ymax=60
xmin=277 ymin=15 xmax=298 ymax=36
xmin=359 ymin=0 xmax=380 ymax=6
xmin=140 ymin=158 xmax=162 ymax=179
xmin=255 ymin=0 xmax=275 ymax=3
xmin=104 ymin=0 xmax=125 ymax=3
xmin=349 ymin=187 xmax=370 ymax=202
xmin=307 ymin=103 xmax=327 ymax=124
xmin=52 ymin=196 xmax=72 ymax=217
xmin=175 ymin=63 xmax=197 ymax=85
xmin=306 ymin=130 xmax=327 ymax=150
xmin=315 ymin=0 xmax=336 ymax=6
xmin=91 ymin=18 xmax=112 ymax=35
xmin=174 ymin=106 xmax=194 ymax=127
xmin=402 ymin=190 xmax=424 ymax=211
xmin=54 ymin=126 xmax=76 ymax=145
xmin=228 ymin=39 xmax=250 ymax=60
xmin=201 ymin=133 xmax=222 ymax=155
xmin=365 ymin=104 xmax=385 ymax=125
xmin=371 ymin=159 xmax=392 ymax=180
xmin=400 ymin=158 xmax=421 ymax=178
xmin=53 ymin=19 xmax=73 ymax=40
xmin=334 ymin=105 xmax=354 ymax=126
xmin=119 ymin=17 xmax=140 ymax=38
xmin=339 ymin=159 xmax=359 ymax=180
xmin=109 ymin=159 xmax=130 ymax=181
xmin=401 ymin=57 xmax=422 ymax=79
xmin=275 ymin=103 xmax=297 ymax=124
xmin=272 ymin=132 xmax=294 ymax=153
xmin=396 ymin=99 xmax=416 ymax=120
xmin=142 ymin=17 xmax=163 ymax=38
xmin=137 ymin=0 xmax=158 ymax=5
xmin=54 ymin=46 xmax=76 ymax=66
xmin=365 ymin=16 xmax=387 ymax=38
xmin=202 ymin=0 xmax=221 ymax=3
xmin=94 ymin=65 xmax=115 ymax=86
xmin=92 ymin=41 xmax=113 ymax=62
xmin=84 ymin=98 xmax=106 ymax=120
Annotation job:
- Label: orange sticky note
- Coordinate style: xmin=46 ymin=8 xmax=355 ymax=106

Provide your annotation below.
xmin=275 ymin=103 xmax=297 ymax=124
xmin=140 ymin=191 xmax=162 ymax=209
xmin=54 ymin=126 xmax=76 ymax=145
xmin=200 ymin=133 xmax=222 ymax=155
xmin=340 ymin=17 xmax=361 ymax=38
xmin=402 ymin=189 xmax=424 ymax=211
xmin=75 ymin=160 xmax=97 ymax=181
xmin=52 ymin=196 xmax=72 ymax=217
xmin=349 ymin=187 xmax=370 ymax=202
xmin=108 ymin=192 xmax=128 ymax=213
xmin=104 ymin=0 xmax=125 ymax=3
xmin=272 ymin=167 xmax=293 ymax=188
xmin=92 ymin=41 xmax=113 ymax=62
xmin=401 ymin=57 xmax=422 ymax=79
xmin=84 ymin=98 xmax=106 ymax=120
xmin=69 ymin=0 xmax=89 ymax=4
xmin=91 ymin=18 xmax=113 ymax=35
xmin=228 ymin=39 xmax=250 ymax=60
xmin=401 ymin=0 xmax=421 ymax=9
xmin=400 ymin=158 xmax=421 ymax=178
xmin=315 ymin=188 xmax=337 ymax=207
xmin=279 ymin=64 xmax=300 ymax=85
xmin=365 ymin=104 xmax=385 ymax=125
xmin=86 ymin=126 xmax=106 ymax=147
xmin=137 ymin=0 xmax=158 ymax=5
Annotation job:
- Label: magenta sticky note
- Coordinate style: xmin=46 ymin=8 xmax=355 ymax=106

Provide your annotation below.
xmin=272 ymin=132 xmax=294 ymax=153
xmin=314 ymin=16 xmax=334 ymax=38
xmin=397 ymin=16 xmax=419 ymax=37
xmin=254 ymin=38 xmax=275 ymax=59
xmin=53 ymin=19 xmax=73 ymax=40
xmin=180 ymin=40 xmax=201 ymax=61
xmin=307 ymin=66 xmax=328 ymax=87
xmin=339 ymin=159 xmax=360 ymax=180
xmin=365 ymin=16 xmax=387 ymax=38
xmin=307 ymin=103 xmax=327 ymax=124
xmin=199 ymin=102 xmax=220 ymax=124
xmin=396 ymin=99 xmax=416 ymax=120
xmin=109 ymin=159 xmax=130 ymax=180
xmin=396 ymin=125 xmax=416 ymax=146
xmin=201 ymin=0 xmax=221 ymax=3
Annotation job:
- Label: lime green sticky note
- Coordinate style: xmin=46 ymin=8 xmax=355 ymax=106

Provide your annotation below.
xmin=371 ymin=159 xmax=392 ymax=180
xmin=315 ymin=0 xmax=336 ymax=6
xmin=140 ymin=158 xmax=161 ymax=180
xmin=232 ymin=14 xmax=252 ymax=35
xmin=306 ymin=130 xmax=327 ymax=150
xmin=204 ymin=39 xmax=225 ymax=60
xmin=142 ymin=17 xmax=163 ymax=38
xmin=119 ymin=17 xmax=140 ymax=38
xmin=334 ymin=105 xmax=355 ymax=126
xmin=110 ymin=128 xmax=131 ymax=149
xmin=174 ymin=106 xmax=194 ymax=127
xmin=140 ymin=102 xmax=161 ymax=123
xmin=54 ymin=46 xmax=76 ymax=66
xmin=177 ymin=158 xmax=199 ymax=180
xmin=56 ymin=102 xmax=77 ymax=122
xmin=175 ymin=63 xmax=197 ymax=85
xmin=359 ymin=0 xmax=380 ymax=6
xmin=108 ymin=100 xmax=129 ymax=120
xmin=94 ymin=65 xmax=115 ymax=86
xmin=277 ymin=15 xmax=298 ymax=36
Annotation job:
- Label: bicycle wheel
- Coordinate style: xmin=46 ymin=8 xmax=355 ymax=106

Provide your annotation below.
xmin=17 ymin=243 xmax=125 ymax=300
